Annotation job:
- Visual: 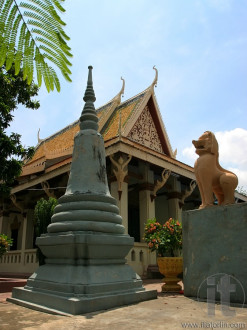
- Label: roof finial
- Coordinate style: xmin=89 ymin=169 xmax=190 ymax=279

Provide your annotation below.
xmin=80 ymin=66 xmax=98 ymax=131
xmin=112 ymin=76 xmax=125 ymax=105
xmin=37 ymin=128 xmax=43 ymax=144
xmin=120 ymin=77 xmax=125 ymax=98
xmin=151 ymin=65 xmax=158 ymax=90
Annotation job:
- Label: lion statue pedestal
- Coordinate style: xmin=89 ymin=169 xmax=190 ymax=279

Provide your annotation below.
xmin=192 ymin=131 xmax=238 ymax=209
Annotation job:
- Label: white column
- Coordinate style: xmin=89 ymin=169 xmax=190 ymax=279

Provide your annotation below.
xmin=0 ymin=214 xmax=3 ymax=233
xmin=0 ymin=213 xmax=10 ymax=236
xmin=139 ymin=189 xmax=155 ymax=242
xmin=138 ymin=162 xmax=155 ymax=242
xmin=111 ymin=181 xmax=128 ymax=234
xmin=25 ymin=210 xmax=35 ymax=249
xmin=20 ymin=213 xmax=28 ymax=266
xmin=168 ymin=198 xmax=180 ymax=219
xmin=168 ymin=177 xmax=182 ymax=220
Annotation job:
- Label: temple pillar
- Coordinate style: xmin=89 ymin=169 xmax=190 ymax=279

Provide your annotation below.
xmin=167 ymin=176 xmax=182 ymax=220
xmin=139 ymin=190 xmax=155 ymax=242
xmin=138 ymin=162 xmax=155 ymax=242
xmin=25 ymin=210 xmax=35 ymax=249
xmin=0 ymin=213 xmax=9 ymax=235
xmin=111 ymin=181 xmax=128 ymax=234
xmin=109 ymin=152 xmax=131 ymax=235
xmin=20 ymin=213 xmax=27 ymax=265
xmin=0 ymin=214 xmax=3 ymax=233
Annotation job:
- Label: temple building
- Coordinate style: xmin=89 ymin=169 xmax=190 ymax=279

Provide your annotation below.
xmin=1 ymin=68 xmax=246 ymax=277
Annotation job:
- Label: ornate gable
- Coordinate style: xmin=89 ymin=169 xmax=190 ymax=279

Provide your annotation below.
xmin=127 ymin=105 xmax=163 ymax=153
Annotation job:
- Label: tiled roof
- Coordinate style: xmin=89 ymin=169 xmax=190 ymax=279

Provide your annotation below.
xmin=97 ymin=101 xmax=114 ymax=116
xmin=102 ymin=93 xmax=145 ymax=140
xmin=30 ymin=121 xmax=80 ymax=163
xmin=20 ymin=88 xmax=169 ymax=177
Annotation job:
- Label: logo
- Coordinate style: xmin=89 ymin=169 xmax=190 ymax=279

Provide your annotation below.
xmin=197 ymin=273 xmax=245 ymax=317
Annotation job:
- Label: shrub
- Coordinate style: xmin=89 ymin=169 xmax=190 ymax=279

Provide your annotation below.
xmin=144 ymin=218 xmax=182 ymax=257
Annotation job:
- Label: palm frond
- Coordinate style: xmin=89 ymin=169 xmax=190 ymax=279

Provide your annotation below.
xmin=0 ymin=0 xmax=72 ymax=92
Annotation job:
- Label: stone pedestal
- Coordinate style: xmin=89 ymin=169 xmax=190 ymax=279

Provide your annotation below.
xmin=182 ymin=203 xmax=247 ymax=305
xmin=9 ymin=66 xmax=157 ymax=314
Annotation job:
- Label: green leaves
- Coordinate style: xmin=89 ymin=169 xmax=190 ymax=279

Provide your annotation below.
xmin=34 ymin=196 xmax=57 ymax=265
xmin=144 ymin=218 xmax=182 ymax=257
xmin=34 ymin=197 xmax=57 ymax=236
xmin=0 ymin=234 xmax=13 ymax=258
xmin=0 ymin=63 xmax=39 ymax=196
xmin=0 ymin=0 xmax=72 ymax=92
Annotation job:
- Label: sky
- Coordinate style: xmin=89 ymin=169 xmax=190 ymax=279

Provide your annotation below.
xmin=9 ymin=0 xmax=247 ymax=191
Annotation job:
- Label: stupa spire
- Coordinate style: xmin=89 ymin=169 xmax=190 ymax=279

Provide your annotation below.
xmin=83 ymin=66 xmax=96 ymax=102
xmin=80 ymin=66 xmax=98 ymax=131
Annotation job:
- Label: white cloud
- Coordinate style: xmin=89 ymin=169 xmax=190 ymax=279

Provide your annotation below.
xmin=182 ymin=145 xmax=197 ymax=165
xmin=228 ymin=167 xmax=247 ymax=192
xmin=215 ymin=129 xmax=247 ymax=167
xmin=182 ymin=128 xmax=247 ymax=190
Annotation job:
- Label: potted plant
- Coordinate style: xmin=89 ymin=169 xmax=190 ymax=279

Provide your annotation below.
xmin=144 ymin=218 xmax=183 ymax=292
xmin=0 ymin=234 xmax=13 ymax=258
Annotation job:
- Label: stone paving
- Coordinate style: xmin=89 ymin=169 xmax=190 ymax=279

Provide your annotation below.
xmin=0 ymin=280 xmax=246 ymax=330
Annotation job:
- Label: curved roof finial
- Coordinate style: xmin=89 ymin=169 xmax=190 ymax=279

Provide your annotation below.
xmin=37 ymin=128 xmax=43 ymax=144
xmin=113 ymin=76 xmax=125 ymax=105
xmin=119 ymin=76 xmax=125 ymax=98
xmin=151 ymin=65 xmax=158 ymax=90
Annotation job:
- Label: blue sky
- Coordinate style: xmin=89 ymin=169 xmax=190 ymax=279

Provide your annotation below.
xmin=10 ymin=0 xmax=247 ymax=190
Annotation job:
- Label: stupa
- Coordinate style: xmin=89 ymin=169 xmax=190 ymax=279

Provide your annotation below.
xmin=9 ymin=66 xmax=157 ymax=315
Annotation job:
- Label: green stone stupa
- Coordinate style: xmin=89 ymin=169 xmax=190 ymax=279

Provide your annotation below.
xmin=10 ymin=66 xmax=157 ymax=315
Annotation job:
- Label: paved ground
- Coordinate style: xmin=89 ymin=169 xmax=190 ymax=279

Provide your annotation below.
xmin=0 ymin=280 xmax=246 ymax=330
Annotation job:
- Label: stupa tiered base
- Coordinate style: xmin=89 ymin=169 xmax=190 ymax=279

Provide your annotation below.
xmin=10 ymin=231 xmax=156 ymax=315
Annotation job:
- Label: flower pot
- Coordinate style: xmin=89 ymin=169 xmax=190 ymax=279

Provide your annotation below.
xmin=157 ymin=257 xmax=183 ymax=292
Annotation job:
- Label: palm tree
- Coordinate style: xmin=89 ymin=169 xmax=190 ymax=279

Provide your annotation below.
xmin=0 ymin=0 xmax=72 ymax=92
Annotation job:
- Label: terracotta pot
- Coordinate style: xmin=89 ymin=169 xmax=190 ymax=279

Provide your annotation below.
xmin=157 ymin=257 xmax=183 ymax=292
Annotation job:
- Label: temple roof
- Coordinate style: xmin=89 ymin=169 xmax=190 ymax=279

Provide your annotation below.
xmin=20 ymin=69 xmax=177 ymax=178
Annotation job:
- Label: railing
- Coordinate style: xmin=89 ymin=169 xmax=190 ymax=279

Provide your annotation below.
xmin=0 ymin=251 xmax=21 ymax=264
xmin=24 ymin=250 xmax=38 ymax=265
xmin=0 ymin=245 xmax=155 ymax=277
xmin=126 ymin=242 xmax=156 ymax=277
xmin=0 ymin=249 xmax=38 ymax=274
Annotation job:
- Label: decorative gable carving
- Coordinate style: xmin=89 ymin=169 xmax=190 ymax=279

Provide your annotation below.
xmin=127 ymin=105 xmax=163 ymax=153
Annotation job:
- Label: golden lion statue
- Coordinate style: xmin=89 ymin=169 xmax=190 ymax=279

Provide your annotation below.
xmin=192 ymin=131 xmax=238 ymax=209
